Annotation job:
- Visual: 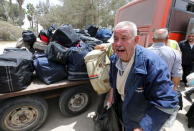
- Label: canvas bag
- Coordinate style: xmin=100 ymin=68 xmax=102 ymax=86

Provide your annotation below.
xmin=84 ymin=49 xmax=111 ymax=94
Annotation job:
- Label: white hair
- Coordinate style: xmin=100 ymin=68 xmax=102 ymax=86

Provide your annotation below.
xmin=190 ymin=29 xmax=194 ymax=34
xmin=153 ymin=28 xmax=168 ymax=40
xmin=114 ymin=21 xmax=137 ymax=37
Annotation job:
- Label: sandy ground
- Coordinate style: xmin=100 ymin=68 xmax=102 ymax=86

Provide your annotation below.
xmin=165 ymin=86 xmax=193 ymax=131
xmin=38 ymin=96 xmax=99 ymax=131
xmin=0 ymin=41 xmax=17 ymax=54
xmin=37 ymin=86 xmax=194 ymax=131
xmin=0 ymin=41 xmax=194 ymax=131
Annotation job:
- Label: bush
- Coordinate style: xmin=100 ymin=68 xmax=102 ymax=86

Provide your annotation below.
xmin=0 ymin=21 xmax=23 ymax=41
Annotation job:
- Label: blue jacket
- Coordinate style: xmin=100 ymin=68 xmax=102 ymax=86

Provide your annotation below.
xmin=109 ymin=45 xmax=179 ymax=131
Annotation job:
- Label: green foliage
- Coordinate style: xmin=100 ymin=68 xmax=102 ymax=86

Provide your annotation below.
xmin=0 ymin=20 xmax=23 ymax=41
xmin=26 ymin=3 xmax=35 ymax=28
xmin=0 ymin=0 xmax=25 ymax=26
xmin=38 ymin=0 xmax=129 ymax=29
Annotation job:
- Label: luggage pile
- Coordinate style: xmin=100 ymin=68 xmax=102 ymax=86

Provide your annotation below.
xmin=0 ymin=24 xmax=112 ymax=93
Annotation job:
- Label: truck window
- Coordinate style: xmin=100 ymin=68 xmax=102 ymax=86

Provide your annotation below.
xmin=168 ymin=0 xmax=194 ymax=34
xmin=174 ymin=0 xmax=194 ymax=12
xmin=174 ymin=0 xmax=188 ymax=11
xmin=115 ymin=0 xmax=157 ymax=26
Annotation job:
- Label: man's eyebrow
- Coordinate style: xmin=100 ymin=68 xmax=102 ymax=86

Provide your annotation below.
xmin=121 ymin=34 xmax=130 ymax=37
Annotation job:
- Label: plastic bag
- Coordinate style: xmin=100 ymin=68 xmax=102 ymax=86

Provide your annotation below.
xmin=186 ymin=72 xmax=194 ymax=87
xmin=93 ymin=105 xmax=122 ymax=131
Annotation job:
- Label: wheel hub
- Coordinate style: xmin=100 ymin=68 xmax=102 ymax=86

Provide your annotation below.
xmin=4 ymin=106 xmax=38 ymax=130
xmin=19 ymin=114 xmax=27 ymax=122
xmin=68 ymin=93 xmax=88 ymax=112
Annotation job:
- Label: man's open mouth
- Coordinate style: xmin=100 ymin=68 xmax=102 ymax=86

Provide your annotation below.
xmin=115 ymin=46 xmax=125 ymax=52
xmin=116 ymin=49 xmax=125 ymax=52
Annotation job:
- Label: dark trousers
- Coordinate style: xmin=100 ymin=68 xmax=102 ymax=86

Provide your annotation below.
xmin=182 ymin=65 xmax=193 ymax=84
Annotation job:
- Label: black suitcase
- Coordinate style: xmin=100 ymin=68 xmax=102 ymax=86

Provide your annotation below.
xmin=51 ymin=25 xmax=80 ymax=47
xmin=67 ymin=43 xmax=91 ymax=80
xmin=34 ymin=54 xmax=67 ymax=84
xmin=46 ymin=41 xmax=69 ymax=65
xmin=0 ymin=50 xmax=34 ymax=93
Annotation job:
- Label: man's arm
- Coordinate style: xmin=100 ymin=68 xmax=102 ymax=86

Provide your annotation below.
xmin=171 ymin=50 xmax=183 ymax=90
xmin=139 ymin=55 xmax=179 ymax=131
xmin=172 ymin=77 xmax=181 ymax=90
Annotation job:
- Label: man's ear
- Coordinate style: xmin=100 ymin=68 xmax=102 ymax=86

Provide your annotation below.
xmin=134 ymin=35 xmax=140 ymax=43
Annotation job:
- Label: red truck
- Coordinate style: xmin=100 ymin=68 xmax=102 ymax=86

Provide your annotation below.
xmin=115 ymin=0 xmax=194 ymax=47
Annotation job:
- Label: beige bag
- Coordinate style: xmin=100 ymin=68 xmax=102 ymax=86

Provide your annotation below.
xmin=84 ymin=50 xmax=111 ymax=94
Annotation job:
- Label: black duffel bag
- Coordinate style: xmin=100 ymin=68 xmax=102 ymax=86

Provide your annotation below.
xmin=45 ymin=41 xmax=69 ymax=65
xmin=22 ymin=30 xmax=36 ymax=44
xmin=85 ymin=24 xmax=98 ymax=37
xmin=51 ymin=25 xmax=80 ymax=47
xmin=34 ymin=54 xmax=67 ymax=84
xmin=0 ymin=50 xmax=34 ymax=93
xmin=80 ymin=35 xmax=103 ymax=49
xmin=67 ymin=42 xmax=92 ymax=80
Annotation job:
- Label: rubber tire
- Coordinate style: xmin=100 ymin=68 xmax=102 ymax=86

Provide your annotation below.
xmin=0 ymin=96 xmax=48 ymax=131
xmin=59 ymin=85 xmax=92 ymax=117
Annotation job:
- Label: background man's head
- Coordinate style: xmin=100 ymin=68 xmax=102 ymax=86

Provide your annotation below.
xmin=187 ymin=29 xmax=194 ymax=43
xmin=153 ymin=28 xmax=168 ymax=43
xmin=113 ymin=21 xmax=138 ymax=62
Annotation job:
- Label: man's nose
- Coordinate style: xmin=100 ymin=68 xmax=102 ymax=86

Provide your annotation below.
xmin=115 ymin=40 xmax=122 ymax=46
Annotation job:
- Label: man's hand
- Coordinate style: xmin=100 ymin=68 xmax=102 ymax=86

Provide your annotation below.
xmin=133 ymin=128 xmax=144 ymax=131
xmin=94 ymin=44 xmax=108 ymax=51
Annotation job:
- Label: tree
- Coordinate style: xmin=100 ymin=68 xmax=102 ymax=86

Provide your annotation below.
xmin=9 ymin=4 xmax=20 ymax=24
xmin=0 ymin=0 xmax=9 ymax=21
xmin=26 ymin=3 xmax=35 ymax=29
xmin=17 ymin=0 xmax=24 ymax=11
xmin=0 ymin=0 xmax=24 ymax=26
xmin=37 ymin=0 xmax=129 ymax=28
xmin=16 ymin=0 xmax=25 ymax=26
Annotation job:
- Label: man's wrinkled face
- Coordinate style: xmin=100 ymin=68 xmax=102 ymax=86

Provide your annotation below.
xmin=112 ymin=26 xmax=136 ymax=62
xmin=188 ymin=34 xmax=194 ymax=43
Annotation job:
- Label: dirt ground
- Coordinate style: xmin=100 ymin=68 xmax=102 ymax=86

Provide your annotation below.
xmin=38 ymin=86 xmax=194 ymax=131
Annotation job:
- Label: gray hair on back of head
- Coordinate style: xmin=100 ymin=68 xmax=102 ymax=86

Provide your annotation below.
xmin=190 ymin=29 xmax=194 ymax=34
xmin=114 ymin=21 xmax=137 ymax=37
xmin=153 ymin=28 xmax=168 ymax=40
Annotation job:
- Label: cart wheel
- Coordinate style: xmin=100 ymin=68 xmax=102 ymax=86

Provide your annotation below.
xmin=0 ymin=96 xmax=48 ymax=131
xmin=59 ymin=85 xmax=92 ymax=117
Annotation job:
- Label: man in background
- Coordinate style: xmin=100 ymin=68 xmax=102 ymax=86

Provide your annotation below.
xmin=149 ymin=28 xmax=182 ymax=90
xmin=180 ymin=30 xmax=194 ymax=101
xmin=179 ymin=30 xmax=194 ymax=85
